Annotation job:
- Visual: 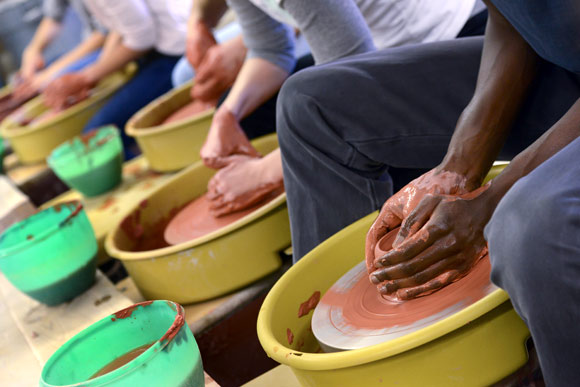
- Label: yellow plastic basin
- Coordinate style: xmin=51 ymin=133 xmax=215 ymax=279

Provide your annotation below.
xmin=125 ymin=80 xmax=214 ymax=172
xmin=0 ymin=64 xmax=136 ymax=164
xmin=257 ymin=163 xmax=530 ymax=386
xmin=105 ymin=134 xmax=290 ymax=304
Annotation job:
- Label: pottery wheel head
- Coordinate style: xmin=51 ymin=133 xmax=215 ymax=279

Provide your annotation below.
xmin=312 ymin=256 xmax=497 ymax=352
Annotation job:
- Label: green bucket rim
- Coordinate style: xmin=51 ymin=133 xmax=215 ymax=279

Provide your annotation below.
xmin=40 ymin=300 xmax=187 ymax=387
xmin=0 ymin=200 xmax=84 ymax=258
xmin=46 ymin=125 xmax=121 ymax=169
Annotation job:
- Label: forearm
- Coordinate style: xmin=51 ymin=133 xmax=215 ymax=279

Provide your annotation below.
xmin=484 ymin=98 xmax=580 ymax=207
xmin=25 ymin=18 xmax=61 ymax=53
xmin=81 ymin=34 xmax=144 ymax=84
xmin=190 ymin=0 xmax=228 ymax=29
xmin=440 ymin=2 xmax=540 ymax=189
xmin=221 ymin=57 xmax=288 ymax=119
xmin=37 ymin=32 xmax=106 ymax=84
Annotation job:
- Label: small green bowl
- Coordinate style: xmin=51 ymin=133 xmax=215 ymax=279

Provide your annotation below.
xmin=48 ymin=126 xmax=124 ymax=197
xmin=0 ymin=201 xmax=97 ymax=305
xmin=40 ymin=300 xmax=204 ymax=387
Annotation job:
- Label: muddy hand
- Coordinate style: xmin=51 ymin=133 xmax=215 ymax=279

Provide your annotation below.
xmin=186 ymin=21 xmax=217 ymax=71
xmin=191 ymin=37 xmax=245 ymax=102
xmin=365 ymin=168 xmax=469 ymax=274
xmin=370 ymin=185 xmax=493 ymax=300
xmin=20 ymin=49 xmax=45 ymax=80
xmin=207 ymin=153 xmax=283 ymax=217
xmin=43 ymin=73 xmax=93 ymax=110
xmin=200 ymin=107 xmax=260 ymax=169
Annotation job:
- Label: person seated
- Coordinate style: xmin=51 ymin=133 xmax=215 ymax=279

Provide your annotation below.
xmin=171 ymin=0 xmax=245 ymax=92
xmin=277 ymin=0 xmax=580 ymax=384
xmin=13 ymin=0 xmax=106 ymax=101
xmin=42 ymin=0 xmax=190 ymax=159
xmin=197 ymin=0 xmax=488 ymax=217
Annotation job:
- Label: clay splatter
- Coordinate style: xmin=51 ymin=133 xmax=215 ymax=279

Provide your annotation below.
xmin=99 ymin=197 xmax=116 ymax=211
xmin=160 ymin=308 xmax=184 ymax=344
xmin=286 ymin=328 xmax=294 ymax=345
xmin=298 ymin=291 xmax=321 ymax=318
xmin=94 ymin=294 xmax=111 ymax=306
xmin=26 ymin=235 xmax=34 ymax=241
xmin=113 ymin=301 xmax=154 ymax=320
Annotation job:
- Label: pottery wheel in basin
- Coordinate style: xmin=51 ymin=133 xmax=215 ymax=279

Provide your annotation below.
xmin=312 ymin=256 xmax=497 ymax=352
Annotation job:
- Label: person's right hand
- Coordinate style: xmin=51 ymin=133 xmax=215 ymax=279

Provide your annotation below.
xmin=200 ymin=107 xmax=260 ymax=169
xmin=364 ymin=168 xmax=469 ymax=273
xmin=20 ymin=48 xmax=45 ymax=80
xmin=43 ymin=73 xmax=94 ymax=110
xmin=191 ymin=37 xmax=246 ymax=102
xmin=186 ymin=21 xmax=217 ymax=71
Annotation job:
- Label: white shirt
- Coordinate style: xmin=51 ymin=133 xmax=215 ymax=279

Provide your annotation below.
xmin=83 ymin=0 xmax=190 ymax=56
xmin=251 ymin=0 xmax=477 ymax=50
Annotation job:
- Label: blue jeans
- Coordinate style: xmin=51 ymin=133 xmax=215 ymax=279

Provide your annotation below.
xmin=58 ymin=50 xmax=101 ymax=76
xmin=83 ymin=52 xmax=180 ymax=159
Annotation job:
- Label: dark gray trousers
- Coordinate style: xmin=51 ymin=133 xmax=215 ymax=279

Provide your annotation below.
xmin=485 ymin=137 xmax=580 ymax=386
xmin=277 ymin=37 xmax=580 ymax=385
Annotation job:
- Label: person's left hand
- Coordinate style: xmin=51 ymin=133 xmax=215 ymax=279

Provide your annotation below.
xmin=370 ymin=185 xmax=494 ymax=301
xmin=200 ymin=107 xmax=260 ymax=169
xmin=12 ymin=78 xmax=41 ymax=101
xmin=43 ymin=73 xmax=94 ymax=110
xmin=207 ymin=154 xmax=283 ymax=217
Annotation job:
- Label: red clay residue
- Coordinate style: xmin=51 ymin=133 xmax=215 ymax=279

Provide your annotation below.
xmin=286 ymin=328 xmax=294 ymax=345
xmin=120 ymin=205 xmax=185 ymax=252
xmin=296 ymin=337 xmax=305 ymax=352
xmin=139 ymin=199 xmax=148 ymax=209
xmin=160 ymin=304 xmax=185 ymax=344
xmin=99 ymin=197 xmax=116 ymax=211
xmin=319 ymin=257 xmax=493 ymax=331
xmin=80 ymin=130 xmax=98 ymax=147
xmin=141 ymin=181 xmax=154 ymax=190
xmin=26 ymin=234 xmax=34 ymax=241
xmin=113 ymin=300 xmax=154 ymax=320
xmin=163 ymin=193 xmax=279 ymax=245
xmin=298 ymin=291 xmax=321 ymax=318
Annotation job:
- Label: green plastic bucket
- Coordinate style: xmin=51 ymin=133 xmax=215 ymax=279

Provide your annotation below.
xmin=40 ymin=300 xmax=204 ymax=387
xmin=0 ymin=201 xmax=97 ymax=305
xmin=47 ymin=126 xmax=124 ymax=197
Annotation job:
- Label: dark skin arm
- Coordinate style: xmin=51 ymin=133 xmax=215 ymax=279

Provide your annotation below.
xmin=369 ymin=1 xmax=580 ymax=300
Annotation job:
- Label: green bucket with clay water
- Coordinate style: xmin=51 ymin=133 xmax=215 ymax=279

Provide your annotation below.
xmin=40 ymin=300 xmax=204 ymax=387
xmin=0 ymin=201 xmax=97 ymax=305
xmin=47 ymin=125 xmax=124 ymax=197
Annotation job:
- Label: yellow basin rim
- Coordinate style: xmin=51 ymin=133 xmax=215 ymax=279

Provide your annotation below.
xmin=1 ymin=63 xmax=137 ymax=138
xmin=258 ymin=214 xmax=509 ymax=370
xmin=125 ymin=80 xmax=215 ymax=137
xmin=258 ymin=162 xmax=513 ymax=371
xmin=105 ymin=134 xmax=286 ymax=261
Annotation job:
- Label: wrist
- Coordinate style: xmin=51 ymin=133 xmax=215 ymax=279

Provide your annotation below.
xmin=24 ymin=45 xmax=41 ymax=56
xmin=79 ymin=67 xmax=99 ymax=86
xmin=438 ymin=152 xmax=485 ymax=191
xmin=219 ymin=102 xmax=242 ymax=121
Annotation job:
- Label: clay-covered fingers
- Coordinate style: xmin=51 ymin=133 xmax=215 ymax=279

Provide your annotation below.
xmin=372 ymin=230 xmax=461 ymax=282
xmin=393 ymin=194 xmax=442 ymax=247
xmin=364 ymin=205 xmax=404 ymax=273
xmin=391 ymin=269 xmax=461 ymax=301
xmin=376 ymin=251 xmax=468 ymax=297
